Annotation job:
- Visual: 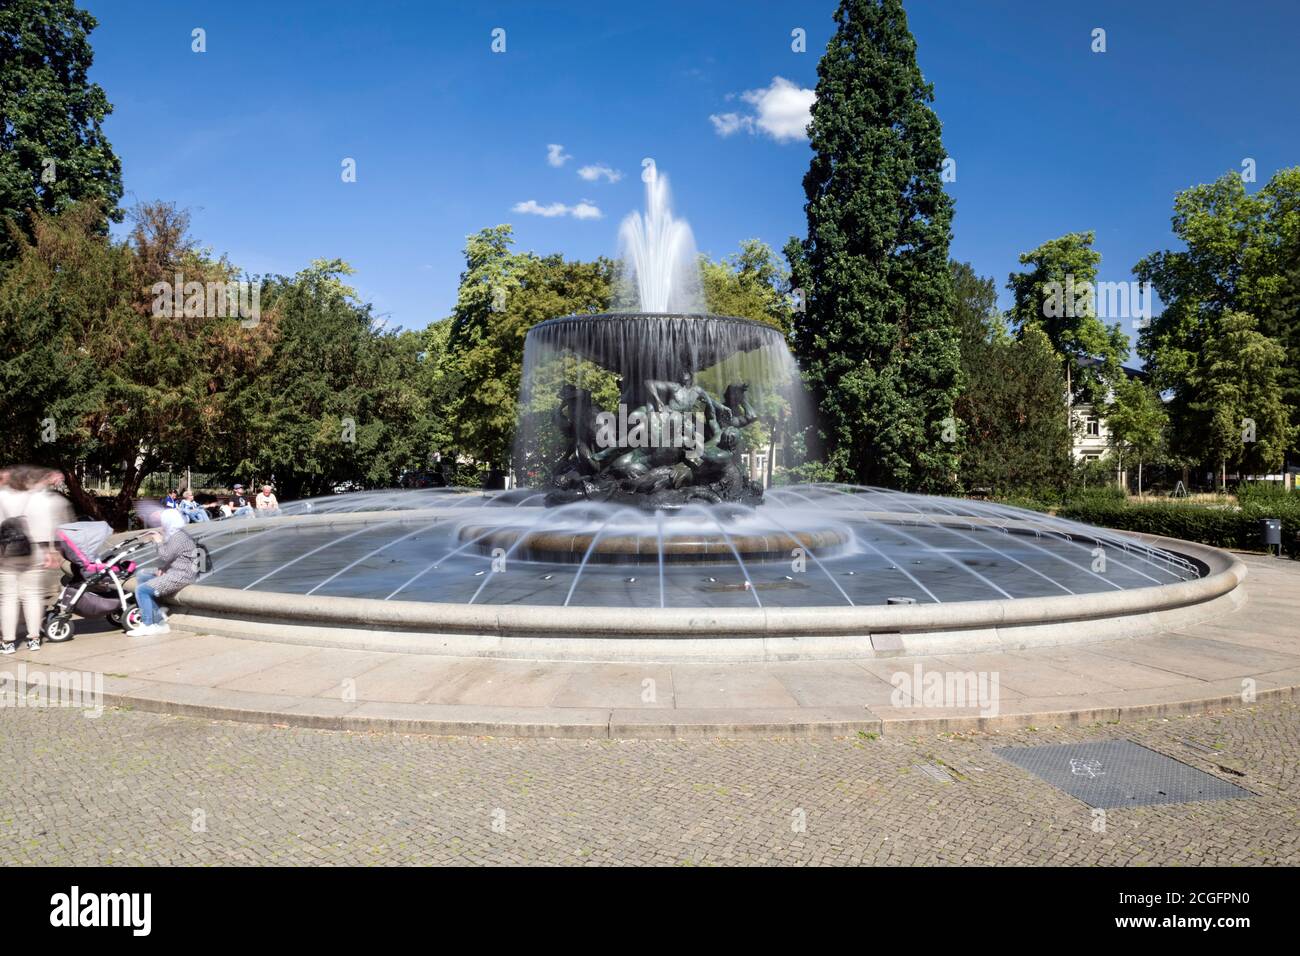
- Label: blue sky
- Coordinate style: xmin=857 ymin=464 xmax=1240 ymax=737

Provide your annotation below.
xmin=83 ymin=0 xmax=1300 ymax=352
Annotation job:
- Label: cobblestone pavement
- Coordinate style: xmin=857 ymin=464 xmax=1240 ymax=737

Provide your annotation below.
xmin=1 ymin=699 xmax=1297 ymax=865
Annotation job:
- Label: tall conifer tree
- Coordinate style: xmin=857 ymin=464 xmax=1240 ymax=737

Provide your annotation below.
xmin=787 ymin=0 xmax=959 ymax=490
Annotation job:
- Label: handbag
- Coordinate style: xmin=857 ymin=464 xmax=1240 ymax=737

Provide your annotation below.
xmin=0 ymin=493 xmax=34 ymax=559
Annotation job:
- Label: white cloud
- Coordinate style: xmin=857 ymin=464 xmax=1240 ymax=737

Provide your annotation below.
xmin=577 ymin=163 xmax=623 ymax=183
xmin=512 ymin=200 xmax=568 ymax=217
xmin=546 ymin=144 xmax=572 ymax=167
xmin=709 ymin=112 xmax=752 ymax=137
xmin=513 ymin=199 xmax=603 ymax=220
xmin=711 ymin=77 xmax=814 ymax=143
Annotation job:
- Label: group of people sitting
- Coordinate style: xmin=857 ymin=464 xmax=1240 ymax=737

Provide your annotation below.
xmin=163 ymin=482 xmax=279 ymax=523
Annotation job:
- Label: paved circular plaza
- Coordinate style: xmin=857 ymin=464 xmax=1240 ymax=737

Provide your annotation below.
xmin=1 ymin=698 xmax=1296 ymax=865
xmin=7 ymin=550 xmax=1297 ymax=737
xmin=3 ymin=548 xmax=1296 ymax=865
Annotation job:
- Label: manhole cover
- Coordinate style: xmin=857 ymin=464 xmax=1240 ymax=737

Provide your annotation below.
xmin=914 ymin=762 xmax=952 ymax=783
xmin=993 ymin=739 xmax=1253 ymax=808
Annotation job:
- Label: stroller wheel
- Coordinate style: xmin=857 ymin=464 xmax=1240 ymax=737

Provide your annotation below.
xmin=123 ymin=606 xmax=144 ymax=631
xmin=43 ymin=614 xmax=73 ymax=643
xmin=107 ymin=610 xmax=123 ymax=627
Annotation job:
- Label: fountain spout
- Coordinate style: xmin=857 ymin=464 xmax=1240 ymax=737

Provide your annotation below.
xmin=618 ymin=164 xmax=702 ymax=314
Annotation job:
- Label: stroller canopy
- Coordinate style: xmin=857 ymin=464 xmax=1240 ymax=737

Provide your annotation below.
xmin=57 ymin=520 xmax=113 ymax=565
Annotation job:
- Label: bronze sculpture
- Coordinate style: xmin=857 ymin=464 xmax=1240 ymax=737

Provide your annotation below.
xmin=547 ymin=373 xmax=764 ymax=508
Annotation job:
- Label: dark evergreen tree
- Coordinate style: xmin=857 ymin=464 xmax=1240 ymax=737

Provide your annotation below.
xmin=0 ymin=0 xmax=123 ymax=263
xmin=786 ymin=0 xmax=959 ymax=491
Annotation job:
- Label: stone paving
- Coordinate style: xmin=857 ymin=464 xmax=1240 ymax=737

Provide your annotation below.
xmin=5 ymin=552 xmax=1296 ymax=737
xmin=1 ymin=698 xmax=1296 ymax=865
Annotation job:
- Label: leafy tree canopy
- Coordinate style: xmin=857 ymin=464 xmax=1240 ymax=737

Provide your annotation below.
xmin=1007 ymin=231 xmax=1129 ymax=402
xmin=0 ymin=0 xmax=123 ymax=264
xmin=434 ymin=225 xmax=615 ymax=473
xmin=952 ymin=262 xmax=1070 ymax=497
xmin=1102 ymin=376 xmax=1168 ymax=493
xmin=1184 ymin=310 xmax=1295 ymax=486
xmin=699 ymin=239 xmax=793 ymax=333
xmin=1136 ymin=168 xmax=1300 ymax=460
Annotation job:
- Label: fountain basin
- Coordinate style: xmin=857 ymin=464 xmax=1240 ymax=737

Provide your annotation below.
xmin=162 ymin=487 xmax=1245 ymax=662
xmin=457 ymin=525 xmax=851 ymax=563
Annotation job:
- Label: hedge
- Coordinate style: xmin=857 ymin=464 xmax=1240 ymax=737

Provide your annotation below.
xmin=1055 ymin=500 xmax=1300 ymax=558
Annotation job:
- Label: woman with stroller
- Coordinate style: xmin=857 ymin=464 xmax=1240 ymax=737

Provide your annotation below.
xmin=0 ymin=465 xmax=72 ymax=654
xmin=127 ymin=510 xmax=198 ymax=637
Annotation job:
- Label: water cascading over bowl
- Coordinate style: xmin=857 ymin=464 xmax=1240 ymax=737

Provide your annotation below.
xmin=500 ymin=310 xmax=823 ymax=561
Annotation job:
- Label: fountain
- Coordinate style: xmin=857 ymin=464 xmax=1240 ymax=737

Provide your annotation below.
xmin=158 ymin=169 xmax=1241 ymax=661
xmin=497 ymin=164 xmax=830 ymax=560
xmin=514 ymin=164 xmax=809 ymax=512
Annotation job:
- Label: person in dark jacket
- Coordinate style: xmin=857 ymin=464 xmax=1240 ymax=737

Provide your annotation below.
xmin=128 ymin=510 xmax=198 ymax=637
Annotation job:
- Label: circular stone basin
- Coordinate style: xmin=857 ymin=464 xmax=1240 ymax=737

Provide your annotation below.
xmin=166 ymin=485 xmax=1244 ymax=660
xmin=455 ymin=522 xmax=851 ymax=564
xmin=172 ymin=484 xmax=1213 ymax=609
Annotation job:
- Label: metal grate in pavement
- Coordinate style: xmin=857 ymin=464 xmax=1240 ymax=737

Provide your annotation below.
xmin=993 ymin=739 xmax=1253 ymax=809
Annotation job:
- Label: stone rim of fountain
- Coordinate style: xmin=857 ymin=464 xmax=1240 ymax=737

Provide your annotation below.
xmin=454 ymin=521 xmax=852 ymax=563
xmin=167 ymin=508 xmax=1245 ymax=662
xmin=534 ymin=311 xmax=781 ymax=327
xmin=526 ymin=311 xmax=788 ymax=371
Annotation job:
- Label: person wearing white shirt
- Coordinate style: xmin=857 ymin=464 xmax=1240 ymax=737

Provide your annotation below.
xmin=254 ymin=484 xmax=279 ymax=516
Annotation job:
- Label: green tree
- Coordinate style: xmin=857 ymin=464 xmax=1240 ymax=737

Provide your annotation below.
xmin=0 ymin=0 xmax=123 ymax=264
xmin=1185 ymin=311 xmax=1294 ymax=489
xmin=0 ymin=202 xmax=262 ymax=523
xmin=1102 ymin=376 xmax=1167 ymax=495
xmin=698 ymin=240 xmax=801 ymax=474
xmin=228 ymin=259 xmax=433 ymax=500
xmin=1136 ymin=168 xmax=1300 ymax=463
xmin=951 ymin=262 xmax=1070 ymax=497
xmin=1007 ymin=231 xmax=1129 ymax=402
xmin=699 ymin=239 xmax=793 ymax=332
xmin=786 ymin=0 xmax=960 ymax=491
xmin=435 ymin=226 xmax=614 ymax=481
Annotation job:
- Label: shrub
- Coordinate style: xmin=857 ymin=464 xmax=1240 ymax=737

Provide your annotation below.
xmin=1236 ymin=481 xmax=1292 ymax=507
xmin=1057 ymin=498 xmax=1300 ymax=557
xmin=1063 ymin=483 xmax=1126 ymax=507
xmin=775 ymin=460 xmax=839 ymax=486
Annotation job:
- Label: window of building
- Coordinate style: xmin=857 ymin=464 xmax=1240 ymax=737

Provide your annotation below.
xmin=1086 ymin=417 xmax=1100 ymax=436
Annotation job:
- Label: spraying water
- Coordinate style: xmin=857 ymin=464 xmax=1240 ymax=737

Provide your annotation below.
xmin=189 ymin=486 xmax=1203 ymax=608
xmin=617 ymin=161 xmax=703 ymax=313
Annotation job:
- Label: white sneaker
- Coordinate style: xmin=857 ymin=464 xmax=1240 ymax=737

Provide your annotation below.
xmin=126 ymin=624 xmax=158 ymax=637
xmin=151 ymin=623 xmax=172 ymax=635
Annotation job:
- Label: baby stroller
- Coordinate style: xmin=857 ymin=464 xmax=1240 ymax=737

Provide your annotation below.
xmin=43 ymin=521 xmax=153 ymax=642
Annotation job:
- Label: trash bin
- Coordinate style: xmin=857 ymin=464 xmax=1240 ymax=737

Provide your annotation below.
xmin=1261 ymin=518 xmax=1281 ymax=555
